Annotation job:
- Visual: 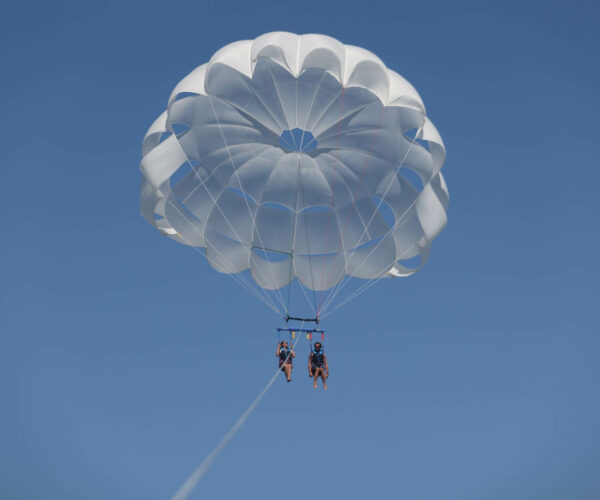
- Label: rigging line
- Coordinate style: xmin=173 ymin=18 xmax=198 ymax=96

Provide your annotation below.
xmin=166 ymin=199 xmax=282 ymax=316
xmin=172 ymin=194 xmax=282 ymax=316
xmin=284 ymin=147 xmax=305 ymax=315
xmin=298 ymin=71 xmax=328 ymax=150
xmin=300 ymin=99 xmax=375 ymax=153
xmin=297 ymin=278 xmax=319 ymax=314
xmin=319 ymin=274 xmax=351 ymax=315
xmin=205 ymin=97 xmax=289 ymax=313
xmin=297 ymin=162 xmax=318 ymax=315
xmin=324 ymin=263 xmax=390 ymax=317
xmin=313 ymin=86 xmax=347 ymax=314
xmin=325 ymin=163 xmax=437 ymax=309
xmin=169 ymin=200 xmax=282 ymax=317
xmin=340 ymin=128 xmax=422 ymax=259
xmin=205 ymin=97 xmax=287 ymax=313
xmin=301 ymin=72 xmax=327 ymax=138
xmin=285 ymin=270 xmax=292 ymax=316
xmin=180 ymin=144 xmax=272 ymax=204
xmin=320 ymin=274 xmax=359 ymax=317
xmin=320 ymin=242 xmax=417 ymax=318
xmin=266 ymin=62 xmax=297 ymax=150
xmin=167 ymin=208 xmax=282 ymax=316
xmin=235 ymin=62 xmax=290 ymax=132
xmin=298 ymin=84 xmax=348 ymax=152
xmin=206 ymin=96 xmax=289 ymax=313
xmin=169 ymin=194 xmax=282 ymax=315
xmin=166 ymin=123 xmax=283 ymax=314
xmin=316 ymin=105 xmax=387 ymax=315
xmin=318 ymin=128 xmax=423 ymax=311
xmin=225 ymin=79 xmax=284 ymax=136
xmin=169 ymin=325 xmax=304 ymax=500
xmin=320 ymin=240 xmax=420 ymax=318
xmin=322 ymin=274 xmax=384 ymax=319
xmin=295 ymin=39 xmax=300 ymax=136
xmin=285 ymin=279 xmax=292 ymax=316
xmin=285 ymin=72 xmax=329 ymax=316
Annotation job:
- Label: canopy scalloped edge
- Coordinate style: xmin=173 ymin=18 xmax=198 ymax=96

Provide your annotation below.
xmin=140 ymin=32 xmax=449 ymax=291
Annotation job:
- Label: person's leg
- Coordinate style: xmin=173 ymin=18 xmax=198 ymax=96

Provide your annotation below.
xmin=321 ymin=369 xmax=328 ymax=390
xmin=313 ymin=367 xmax=320 ymax=389
xmin=284 ymin=364 xmax=292 ymax=382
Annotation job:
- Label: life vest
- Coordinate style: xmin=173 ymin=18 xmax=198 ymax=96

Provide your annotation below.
xmin=279 ymin=348 xmax=292 ymax=363
xmin=311 ymin=350 xmax=324 ymax=367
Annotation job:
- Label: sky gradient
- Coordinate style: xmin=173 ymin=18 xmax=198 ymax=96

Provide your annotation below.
xmin=2 ymin=1 xmax=599 ymax=499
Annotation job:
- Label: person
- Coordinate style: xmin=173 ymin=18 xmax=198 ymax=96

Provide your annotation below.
xmin=277 ymin=340 xmax=295 ymax=382
xmin=308 ymin=342 xmax=328 ymax=390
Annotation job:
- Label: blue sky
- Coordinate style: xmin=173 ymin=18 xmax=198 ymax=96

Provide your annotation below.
xmin=2 ymin=1 xmax=599 ymax=499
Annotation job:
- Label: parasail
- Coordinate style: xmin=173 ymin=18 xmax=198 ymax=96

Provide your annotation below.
xmin=140 ymin=32 xmax=448 ymax=320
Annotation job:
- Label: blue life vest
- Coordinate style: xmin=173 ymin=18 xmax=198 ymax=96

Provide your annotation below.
xmin=279 ymin=348 xmax=291 ymax=362
xmin=311 ymin=349 xmax=324 ymax=367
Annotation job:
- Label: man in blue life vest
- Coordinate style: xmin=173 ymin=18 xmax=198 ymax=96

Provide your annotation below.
xmin=277 ymin=340 xmax=295 ymax=383
xmin=308 ymin=342 xmax=328 ymax=390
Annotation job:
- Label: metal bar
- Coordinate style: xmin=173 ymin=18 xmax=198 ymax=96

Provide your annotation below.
xmin=251 ymin=245 xmax=293 ymax=256
xmin=285 ymin=315 xmax=320 ymax=324
xmin=277 ymin=328 xmax=324 ymax=334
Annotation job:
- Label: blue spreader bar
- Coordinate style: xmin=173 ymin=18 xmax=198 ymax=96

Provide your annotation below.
xmin=277 ymin=328 xmax=324 ymax=334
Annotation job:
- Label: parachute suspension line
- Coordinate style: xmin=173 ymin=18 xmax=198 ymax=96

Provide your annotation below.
xmin=291 ymin=72 xmax=332 ymax=316
xmin=169 ymin=322 xmax=304 ymax=500
xmin=313 ymin=85 xmax=347 ymax=316
xmin=298 ymin=161 xmax=318 ymax=316
xmin=320 ymin=129 xmax=427 ymax=316
xmin=300 ymin=71 xmax=327 ymax=147
xmin=206 ymin=96 xmax=289 ymax=314
xmin=164 ymin=184 xmax=283 ymax=315
xmin=322 ymin=272 xmax=386 ymax=319
xmin=268 ymin=63 xmax=320 ymax=316
xmin=295 ymin=166 xmax=321 ymax=316
xmin=267 ymin=62 xmax=298 ymax=150
xmin=301 ymin=84 xmax=348 ymax=153
xmin=297 ymin=72 xmax=324 ymax=164
xmin=165 ymin=199 xmax=283 ymax=316
xmin=319 ymin=274 xmax=350 ymax=315
xmin=321 ymin=226 xmax=424 ymax=319
xmin=164 ymin=125 xmax=284 ymax=314
xmin=206 ymin=96 xmax=289 ymax=313
xmin=284 ymin=145 xmax=304 ymax=317
xmin=317 ymin=104 xmax=388 ymax=316
xmin=322 ymin=246 xmax=412 ymax=318
xmin=281 ymin=72 xmax=330 ymax=318
xmin=298 ymin=280 xmax=318 ymax=315
xmin=179 ymin=146 xmax=273 ymax=206
xmin=166 ymin=119 xmax=285 ymax=316
xmin=284 ymin=270 xmax=292 ymax=317
xmin=338 ymin=128 xmax=422 ymax=269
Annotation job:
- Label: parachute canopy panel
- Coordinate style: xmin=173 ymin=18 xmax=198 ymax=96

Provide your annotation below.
xmin=140 ymin=32 xmax=448 ymax=309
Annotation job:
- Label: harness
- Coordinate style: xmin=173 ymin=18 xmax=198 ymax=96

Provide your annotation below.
xmin=279 ymin=348 xmax=292 ymax=364
xmin=311 ymin=349 xmax=324 ymax=367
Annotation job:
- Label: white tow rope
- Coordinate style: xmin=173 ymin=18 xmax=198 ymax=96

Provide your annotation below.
xmin=169 ymin=332 xmax=302 ymax=500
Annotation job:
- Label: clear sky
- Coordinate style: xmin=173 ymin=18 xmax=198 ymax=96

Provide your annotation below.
xmin=2 ymin=1 xmax=599 ymax=499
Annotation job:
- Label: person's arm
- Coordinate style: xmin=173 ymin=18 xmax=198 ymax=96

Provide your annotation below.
xmin=308 ymin=353 xmax=312 ymax=375
xmin=291 ymin=349 xmax=295 ymax=359
xmin=276 ymin=343 xmax=281 ymax=356
xmin=323 ymin=354 xmax=329 ymax=375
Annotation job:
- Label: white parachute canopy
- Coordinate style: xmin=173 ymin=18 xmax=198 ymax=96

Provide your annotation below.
xmin=140 ymin=32 xmax=448 ymax=318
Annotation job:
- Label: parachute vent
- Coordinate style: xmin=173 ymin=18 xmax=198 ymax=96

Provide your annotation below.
xmin=279 ymin=128 xmax=317 ymax=153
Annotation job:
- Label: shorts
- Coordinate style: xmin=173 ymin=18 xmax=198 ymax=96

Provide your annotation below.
xmin=311 ymin=366 xmax=324 ymax=376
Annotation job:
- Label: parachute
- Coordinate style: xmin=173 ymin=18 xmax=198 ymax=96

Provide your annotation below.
xmin=140 ymin=32 xmax=448 ymax=320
